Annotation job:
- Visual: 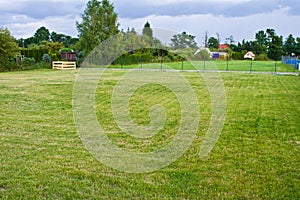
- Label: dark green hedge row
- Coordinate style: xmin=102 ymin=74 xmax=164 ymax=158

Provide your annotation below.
xmin=20 ymin=49 xmax=49 ymax=62
xmin=113 ymin=49 xmax=184 ymax=65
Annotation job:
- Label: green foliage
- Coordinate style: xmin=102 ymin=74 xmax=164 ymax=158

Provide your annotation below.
xmin=76 ymin=0 xmax=119 ymax=55
xmin=207 ymin=37 xmax=219 ymax=49
xmin=255 ymin=53 xmax=270 ymax=61
xmin=255 ymin=30 xmax=268 ymax=47
xmin=34 ymin=26 xmax=50 ymax=43
xmin=142 ymin=21 xmax=153 ymax=39
xmin=60 ymin=48 xmax=73 ymax=53
xmin=20 ymin=49 xmax=49 ymax=62
xmin=283 ymin=34 xmax=297 ymax=56
xmin=42 ymin=54 xmax=52 ymax=63
xmin=50 ymin=31 xmax=79 ymax=47
xmin=194 ymin=49 xmax=211 ymax=60
xmin=170 ymin=32 xmax=197 ymax=49
xmin=45 ymin=42 xmax=64 ymax=52
xmin=0 ymin=28 xmax=19 ymax=67
xmin=50 ymin=52 xmax=60 ymax=61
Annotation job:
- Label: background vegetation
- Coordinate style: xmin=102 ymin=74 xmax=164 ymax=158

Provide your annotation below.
xmin=1 ymin=0 xmax=300 ymax=72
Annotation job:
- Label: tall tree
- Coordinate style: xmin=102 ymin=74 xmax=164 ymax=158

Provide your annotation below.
xmin=76 ymin=0 xmax=119 ymax=55
xmin=296 ymin=37 xmax=300 ymax=56
xmin=225 ymin=35 xmax=235 ymax=46
xmin=142 ymin=21 xmax=153 ymax=39
xmin=283 ymin=34 xmax=297 ymax=56
xmin=203 ymin=31 xmax=209 ymax=47
xmin=255 ymin=30 xmax=268 ymax=46
xmin=266 ymin=29 xmax=284 ymax=60
xmin=216 ymin=32 xmax=220 ymax=45
xmin=34 ymin=26 xmax=50 ymax=43
xmin=0 ymin=28 xmax=19 ymax=66
xmin=207 ymin=37 xmax=219 ymax=49
xmin=170 ymin=32 xmax=197 ymax=49
xmin=50 ymin=31 xmax=79 ymax=47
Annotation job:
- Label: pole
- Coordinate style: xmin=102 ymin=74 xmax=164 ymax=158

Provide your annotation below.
xmin=226 ymin=55 xmax=229 ymax=71
xmin=181 ymin=60 xmax=184 ymax=71
xmin=121 ymin=56 xmax=123 ymax=69
xmin=274 ymin=61 xmax=277 ymax=73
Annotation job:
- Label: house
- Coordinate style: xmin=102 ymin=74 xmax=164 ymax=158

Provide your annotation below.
xmin=219 ymin=44 xmax=230 ymax=50
xmin=244 ymin=51 xmax=255 ymax=60
xmin=194 ymin=47 xmax=228 ymax=59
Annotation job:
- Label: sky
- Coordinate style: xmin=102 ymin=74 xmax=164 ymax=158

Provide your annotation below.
xmin=1 ymin=0 xmax=300 ymax=45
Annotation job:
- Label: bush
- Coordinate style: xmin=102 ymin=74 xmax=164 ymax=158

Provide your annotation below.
xmin=0 ymin=58 xmax=18 ymax=72
xmin=42 ymin=54 xmax=52 ymax=63
xmin=33 ymin=62 xmax=51 ymax=69
xmin=60 ymin=48 xmax=73 ymax=53
xmin=256 ymin=53 xmax=270 ymax=61
xmin=232 ymin=52 xmax=243 ymax=60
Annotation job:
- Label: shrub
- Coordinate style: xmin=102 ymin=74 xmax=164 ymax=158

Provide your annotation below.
xmin=232 ymin=52 xmax=243 ymax=60
xmin=42 ymin=54 xmax=52 ymax=63
xmin=60 ymin=48 xmax=73 ymax=53
xmin=256 ymin=53 xmax=270 ymax=61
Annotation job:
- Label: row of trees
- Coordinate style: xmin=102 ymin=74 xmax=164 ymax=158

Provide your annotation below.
xmin=18 ymin=26 xmax=79 ymax=49
xmin=1 ymin=0 xmax=300 ymax=71
xmin=75 ymin=0 xmax=300 ymax=62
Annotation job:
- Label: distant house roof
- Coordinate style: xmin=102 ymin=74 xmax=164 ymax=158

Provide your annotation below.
xmin=244 ymin=51 xmax=255 ymax=60
xmin=219 ymin=44 xmax=230 ymax=50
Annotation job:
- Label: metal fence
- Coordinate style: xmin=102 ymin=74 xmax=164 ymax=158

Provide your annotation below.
xmin=102 ymin=59 xmax=297 ymax=73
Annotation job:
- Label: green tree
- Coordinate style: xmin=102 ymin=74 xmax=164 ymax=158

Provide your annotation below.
xmin=0 ymin=28 xmax=19 ymax=69
xmin=207 ymin=37 xmax=219 ymax=49
xmin=255 ymin=30 xmax=268 ymax=46
xmin=170 ymin=32 xmax=197 ymax=49
xmin=76 ymin=0 xmax=119 ymax=56
xmin=266 ymin=29 xmax=284 ymax=60
xmin=283 ymin=34 xmax=297 ymax=56
xmin=24 ymin=37 xmax=37 ymax=48
xmin=142 ymin=21 xmax=153 ymax=39
xmin=225 ymin=35 xmax=235 ymax=46
xmin=296 ymin=37 xmax=300 ymax=55
xmin=34 ymin=26 xmax=50 ymax=43
xmin=50 ymin=31 xmax=79 ymax=48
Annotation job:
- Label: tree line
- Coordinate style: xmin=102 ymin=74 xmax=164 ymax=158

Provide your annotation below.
xmin=1 ymin=0 xmax=300 ymax=71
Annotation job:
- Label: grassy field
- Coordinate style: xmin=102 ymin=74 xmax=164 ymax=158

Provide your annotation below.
xmin=0 ymin=69 xmax=299 ymax=199
xmin=110 ymin=60 xmax=297 ymax=72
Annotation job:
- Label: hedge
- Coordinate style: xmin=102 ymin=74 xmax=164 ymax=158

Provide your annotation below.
xmin=20 ymin=49 xmax=49 ymax=62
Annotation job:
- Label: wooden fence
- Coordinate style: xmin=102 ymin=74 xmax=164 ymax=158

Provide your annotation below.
xmin=52 ymin=61 xmax=76 ymax=70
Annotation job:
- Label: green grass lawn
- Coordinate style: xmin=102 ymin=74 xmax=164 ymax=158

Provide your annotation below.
xmin=0 ymin=69 xmax=299 ymax=199
xmin=111 ymin=60 xmax=297 ymax=72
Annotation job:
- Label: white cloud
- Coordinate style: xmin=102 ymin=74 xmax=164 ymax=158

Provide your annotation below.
xmin=1 ymin=0 xmax=299 ymax=43
xmin=119 ymin=7 xmax=300 ymax=45
xmin=144 ymin=0 xmax=251 ymax=6
xmin=7 ymin=14 xmax=81 ymax=38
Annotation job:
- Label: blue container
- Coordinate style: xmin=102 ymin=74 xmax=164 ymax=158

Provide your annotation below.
xmin=285 ymin=59 xmax=297 ymax=65
xmin=212 ymin=53 xmax=219 ymax=59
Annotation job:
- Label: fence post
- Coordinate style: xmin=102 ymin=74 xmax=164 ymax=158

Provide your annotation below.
xmin=121 ymin=57 xmax=123 ymax=69
xmin=226 ymin=56 xmax=229 ymax=71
